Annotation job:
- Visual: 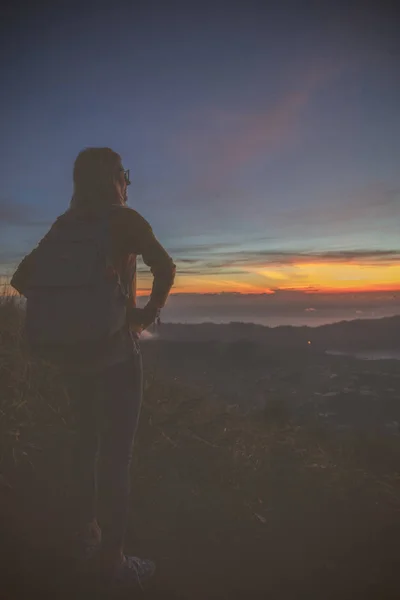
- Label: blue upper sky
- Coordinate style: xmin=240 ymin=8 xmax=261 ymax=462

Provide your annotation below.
xmin=1 ymin=1 xmax=399 ymax=294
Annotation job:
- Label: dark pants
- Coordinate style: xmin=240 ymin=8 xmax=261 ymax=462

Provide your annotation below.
xmin=64 ymin=345 xmax=143 ymax=551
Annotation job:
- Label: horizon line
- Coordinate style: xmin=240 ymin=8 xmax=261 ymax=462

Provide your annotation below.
xmin=137 ymin=287 xmax=400 ymax=296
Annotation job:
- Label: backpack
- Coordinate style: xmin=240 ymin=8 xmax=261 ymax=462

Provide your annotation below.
xmin=24 ymin=207 xmax=130 ymax=358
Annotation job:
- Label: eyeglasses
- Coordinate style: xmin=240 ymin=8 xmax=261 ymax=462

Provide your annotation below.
xmin=121 ymin=168 xmax=131 ymax=186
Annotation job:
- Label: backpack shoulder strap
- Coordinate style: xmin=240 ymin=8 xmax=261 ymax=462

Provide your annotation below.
xmin=98 ymin=207 xmax=130 ymax=300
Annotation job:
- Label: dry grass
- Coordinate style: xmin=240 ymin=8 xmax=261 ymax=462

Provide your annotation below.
xmin=2 ymin=296 xmax=400 ymax=598
xmin=0 ymin=297 xmax=70 ymax=476
xmin=1 ymin=295 xmax=400 ymax=502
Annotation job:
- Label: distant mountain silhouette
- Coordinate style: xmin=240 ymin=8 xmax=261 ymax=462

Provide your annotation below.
xmin=154 ymin=315 xmax=400 ymax=351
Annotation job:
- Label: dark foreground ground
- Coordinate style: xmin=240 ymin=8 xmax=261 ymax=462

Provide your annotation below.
xmin=2 ymin=396 xmax=400 ymax=600
xmin=1 ymin=307 xmax=400 ymax=599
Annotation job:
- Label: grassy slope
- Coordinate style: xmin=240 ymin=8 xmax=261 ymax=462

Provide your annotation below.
xmin=1 ymin=299 xmax=400 ymax=599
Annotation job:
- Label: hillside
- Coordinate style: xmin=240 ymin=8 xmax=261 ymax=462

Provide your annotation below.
xmin=1 ymin=299 xmax=400 ymax=599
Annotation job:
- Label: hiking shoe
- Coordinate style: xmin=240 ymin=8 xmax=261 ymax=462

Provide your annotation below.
xmin=71 ymin=533 xmax=102 ymax=562
xmin=111 ymin=555 xmax=156 ymax=589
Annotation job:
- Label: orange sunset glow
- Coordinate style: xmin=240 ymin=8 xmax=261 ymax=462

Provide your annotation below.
xmin=137 ymin=260 xmax=400 ymax=296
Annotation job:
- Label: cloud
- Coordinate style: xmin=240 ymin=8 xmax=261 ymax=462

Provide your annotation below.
xmin=280 ymin=183 xmax=400 ymax=231
xmin=138 ymin=266 xmax=249 ymax=276
xmin=0 ymin=198 xmax=32 ymax=226
xmin=168 ymin=246 xmax=400 ymax=272
xmin=168 ymin=241 xmax=239 ymax=254
xmin=176 ymin=62 xmax=343 ymax=197
xmin=366 ymin=185 xmax=400 ymax=209
xmin=203 ymin=90 xmax=308 ymax=181
xmin=0 ymin=197 xmax=49 ymax=228
xmin=311 ymin=250 xmax=400 ymax=264
xmin=0 ymin=253 xmax=22 ymax=275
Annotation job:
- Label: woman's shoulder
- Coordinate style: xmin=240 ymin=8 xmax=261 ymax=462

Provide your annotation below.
xmin=110 ymin=205 xmax=152 ymax=231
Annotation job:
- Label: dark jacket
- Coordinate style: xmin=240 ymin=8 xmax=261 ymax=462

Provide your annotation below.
xmin=11 ymin=206 xmax=176 ymax=313
xmin=11 ymin=205 xmax=176 ymax=370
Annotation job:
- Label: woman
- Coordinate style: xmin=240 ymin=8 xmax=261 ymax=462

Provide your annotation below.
xmin=11 ymin=147 xmax=176 ymax=587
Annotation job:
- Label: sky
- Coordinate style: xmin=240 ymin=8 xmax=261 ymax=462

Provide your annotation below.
xmin=1 ymin=0 xmax=400 ymax=312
